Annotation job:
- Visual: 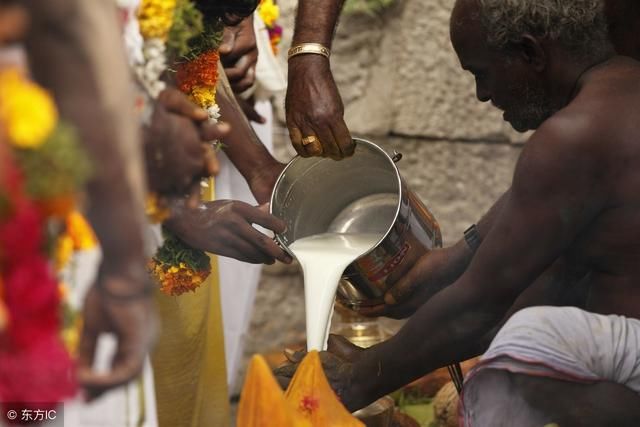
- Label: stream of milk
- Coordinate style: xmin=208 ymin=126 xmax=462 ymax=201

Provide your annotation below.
xmin=289 ymin=232 xmax=382 ymax=351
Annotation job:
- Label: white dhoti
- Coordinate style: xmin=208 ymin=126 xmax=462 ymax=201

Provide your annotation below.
xmin=461 ymin=306 xmax=640 ymax=426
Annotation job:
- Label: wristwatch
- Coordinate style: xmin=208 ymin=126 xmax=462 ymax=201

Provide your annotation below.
xmin=463 ymin=224 xmax=481 ymax=252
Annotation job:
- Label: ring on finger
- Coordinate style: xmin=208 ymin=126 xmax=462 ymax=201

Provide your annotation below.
xmin=301 ymin=135 xmax=319 ymax=146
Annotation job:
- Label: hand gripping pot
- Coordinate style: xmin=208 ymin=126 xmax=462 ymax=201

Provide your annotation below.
xmin=270 ymin=138 xmax=443 ymax=309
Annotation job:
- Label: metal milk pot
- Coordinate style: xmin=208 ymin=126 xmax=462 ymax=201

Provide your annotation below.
xmin=270 ymin=138 xmax=442 ymax=309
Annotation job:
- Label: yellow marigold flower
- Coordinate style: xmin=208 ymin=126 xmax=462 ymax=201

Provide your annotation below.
xmin=61 ymin=316 xmax=82 ymax=356
xmin=259 ymin=0 xmax=280 ymax=27
xmin=0 ymin=69 xmax=57 ymax=148
xmin=55 ymin=234 xmax=74 ymax=271
xmin=66 ymin=211 xmax=98 ymax=250
xmin=138 ymin=0 xmax=178 ymax=40
xmin=189 ymin=86 xmax=216 ymax=110
xmin=146 ymin=193 xmax=170 ymax=223
xmin=58 ymin=282 xmax=70 ymax=300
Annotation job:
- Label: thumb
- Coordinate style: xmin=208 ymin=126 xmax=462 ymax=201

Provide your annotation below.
xmin=218 ymin=29 xmax=235 ymax=56
xmin=238 ymin=97 xmax=266 ymax=123
xmin=384 ymin=267 xmax=421 ymax=306
xmin=327 ymin=334 xmax=363 ymax=362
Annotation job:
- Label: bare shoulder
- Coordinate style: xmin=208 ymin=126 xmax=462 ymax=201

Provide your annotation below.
xmin=511 ymin=105 xmax=610 ymax=208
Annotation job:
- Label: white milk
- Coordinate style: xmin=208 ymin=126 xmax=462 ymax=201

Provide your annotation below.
xmin=289 ymin=232 xmax=381 ymax=351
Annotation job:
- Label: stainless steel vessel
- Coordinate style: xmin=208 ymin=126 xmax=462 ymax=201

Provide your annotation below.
xmin=270 ymin=138 xmax=442 ymax=309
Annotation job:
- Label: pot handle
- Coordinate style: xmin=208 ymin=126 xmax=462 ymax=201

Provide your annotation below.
xmin=391 ymin=150 xmax=403 ymax=163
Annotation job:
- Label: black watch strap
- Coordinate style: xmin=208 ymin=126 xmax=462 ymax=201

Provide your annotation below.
xmin=463 ymin=224 xmax=481 ymax=252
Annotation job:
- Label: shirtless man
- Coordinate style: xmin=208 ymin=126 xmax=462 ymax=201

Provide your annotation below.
xmin=279 ymin=0 xmax=640 ymax=424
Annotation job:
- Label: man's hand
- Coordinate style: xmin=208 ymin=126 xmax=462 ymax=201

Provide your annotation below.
xmin=78 ymin=276 xmax=158 ymax=401
xmin=359 ymin=243 xmax=473 ymax=319
xmin=144 ymin=88 xmax=228 ymax=201
xmin=286 ymin=55 xmax=353 ymax=160
xmin=165 ymin=199 xmax=292 ymax=265
xmin=219 ymin=15 xmax=259 ymax=95
xmin=274 ymin=335 xmax=363 ymax=410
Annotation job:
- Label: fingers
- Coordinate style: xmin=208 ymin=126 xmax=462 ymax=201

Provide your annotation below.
xmin=283 ymin=347 xmax=306 ymax=364
xmin=384 ymin=266 xmax=422 ymax=306
xmin=199 ymin=121 xmax=230 ymax=142
xmin=158 ymin=88 xmax=208 ymax=122
xmin=225 ymin=55 xmax=257 ymax=93
xmin=316 ymin=125 xmax=340 ymax=160
xmin=237 ymin=97 xmax=266 ymax=124
xmin=218 ymin=27 xmax=236 ymax=57
xmin=288 ymin=126 xmax=308 ymax=157
xmin=332 ymin=120 xmax=355 ymax=158
xmin=356 ymin=303 xmax=388 ymax=317
xmin=296 ymin=125 xmax=324 ymax=157
xmin=230 ymin=204 xmax=292 ymax=264
xmin=240 ymin=226 xmax=292 ymax=264
xmin=248 ymin=207 xmax=287 ymax=235
xmin=203 ymin=144 xmax=219 ymax=177
xmin=326 ymin=334 xmax=363 ymax=362
xmin=185 ymin=183 xmax=201 ymax=210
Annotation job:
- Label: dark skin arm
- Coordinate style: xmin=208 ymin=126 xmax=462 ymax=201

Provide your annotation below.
xmin=286 ymin=0 xmax=353 ymax=159
xmin=219 ymin=15 xmax=265 ymax=123
xmin=340 ymin=118 xmax=607 ymax=410
xmin=24 ymin=0 xmax=155 ymax=398
xmin=216 ymin=69 xmax=285 ymax=205
xmin=361 ymin=190 xmax=511 ymax=318
xmin=165 ymin=199 xmax=292 ymax=265
xmin=165 ymin=69 xmax=291 ymax=265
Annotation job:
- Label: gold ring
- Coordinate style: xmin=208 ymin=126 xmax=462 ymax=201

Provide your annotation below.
xmin=301 ymin=135 xmax=318 ymax=146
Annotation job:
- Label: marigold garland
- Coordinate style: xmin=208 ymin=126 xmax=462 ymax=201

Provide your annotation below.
xmin=137 ymin=0 xmax=177 ymax=40
xmin=147 ymin=6 xmax=225 ymax=296
xmin=258 ymin=0 xmax=283 ymax=54
xmin=147 ymin=231 xmax=211 ymax=296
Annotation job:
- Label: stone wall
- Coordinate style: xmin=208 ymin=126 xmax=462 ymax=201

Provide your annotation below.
xmin=277 ymin=0 xmax=528 ymax=143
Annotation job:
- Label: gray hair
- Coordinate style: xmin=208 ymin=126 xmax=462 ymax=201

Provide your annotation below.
xmin=477 ymin=0 xmax=611 ymax=58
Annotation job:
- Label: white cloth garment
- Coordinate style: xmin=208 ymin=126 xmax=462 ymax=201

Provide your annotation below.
xmin=461 ymin=306 xmax=640 ymax=426
xmin=216 ymin=10 xmax=286 ymax=391
xmin=215 ymin=101 xmax=276 ymax=392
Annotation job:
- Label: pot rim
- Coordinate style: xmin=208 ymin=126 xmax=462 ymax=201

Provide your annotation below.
xmin=269 ymin=137 xmax=403 ymax=259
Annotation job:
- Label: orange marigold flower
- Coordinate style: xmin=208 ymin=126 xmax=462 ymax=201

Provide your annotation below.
xmin=176 ymin=50 xmax=220 ymax=95
xmin=148 ymin=260 xmax=208 ymax=296
xmin=66 ymin=211 xmax=97 ymax=250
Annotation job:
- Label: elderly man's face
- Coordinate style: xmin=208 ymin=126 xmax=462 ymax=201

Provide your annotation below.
xmin=450 ymin=0 xmax=555 ymax=132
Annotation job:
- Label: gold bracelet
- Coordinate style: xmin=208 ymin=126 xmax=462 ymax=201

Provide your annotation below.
xmin=287 ymin=43 xmax=331 ymax=61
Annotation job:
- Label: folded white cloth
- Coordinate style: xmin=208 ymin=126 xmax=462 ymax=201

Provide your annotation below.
xmin=461 ymin=306 xmax=640 ymax=426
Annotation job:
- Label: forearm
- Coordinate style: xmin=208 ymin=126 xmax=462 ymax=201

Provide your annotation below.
xmin=476 ymin=188 xmax=510 ymax=240
xmin=352 ymin=284 xmax=505 ymax=409
xmin=216 ymin=70 xmax=280 ymax=182
xmin=292 ymin=0 xmax=345 ymax=47
xmin=25 ymin=0 xmax=148 ymax=283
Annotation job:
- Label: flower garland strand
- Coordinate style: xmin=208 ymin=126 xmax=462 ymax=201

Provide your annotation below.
xmin=0 ymin=68 xmax=85 ymax=406
xmin=146 ymin=7 xmax=226 ymax=296
xmin=135 ymin=0 xmax=177 ymax=97
xmin=258 ymin=0 xmax=283 ymax=54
